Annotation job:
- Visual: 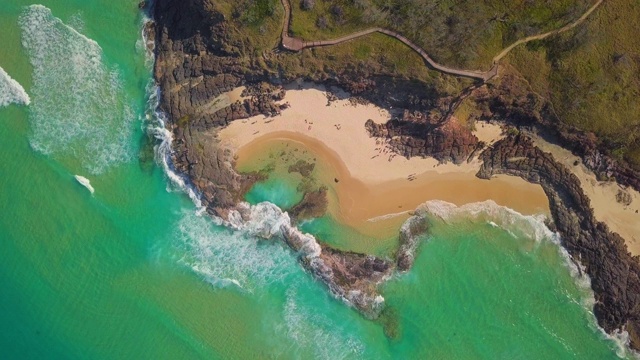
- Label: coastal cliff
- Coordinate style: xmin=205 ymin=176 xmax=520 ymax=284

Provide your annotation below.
xmin=150 ymin=0 xmax=640 ymax=347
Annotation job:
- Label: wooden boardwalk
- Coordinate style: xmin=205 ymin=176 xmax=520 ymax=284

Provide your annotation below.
xmin=280 ymin=0 xmax=603 ymax=83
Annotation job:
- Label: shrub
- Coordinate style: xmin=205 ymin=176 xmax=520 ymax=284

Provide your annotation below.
xmin=301 ymin=0 xmax=315 ymax=11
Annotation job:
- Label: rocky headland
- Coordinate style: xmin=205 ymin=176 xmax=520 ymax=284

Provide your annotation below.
xmin=478 ymin=135 xmax=640 ymax=348
xmin=148 ymin=0 xmax=640 ymax=347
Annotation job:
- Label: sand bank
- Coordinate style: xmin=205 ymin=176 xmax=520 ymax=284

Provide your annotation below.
xmin=532 ymin=135 xmax=640 ymax=256
xmin=217 ymin=83 xmax=550 ymax=241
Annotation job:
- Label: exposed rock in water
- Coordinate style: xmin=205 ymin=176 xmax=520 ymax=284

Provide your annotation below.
xmin=477 ymin=135 xmax=640 ymax=349
xmin=288 ymin=159 xmax=315 ymax=177
xmin=289 ymin=186 xmax=328 ymax=222
xmin=317 ymin=245 xmax=392 ymax=316
xmin=396 ymin=214 xmax=428 ymax=271
xmin=227 ymin=202 xmax=393 ymax=316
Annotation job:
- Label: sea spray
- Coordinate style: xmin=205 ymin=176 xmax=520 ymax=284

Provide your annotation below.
xmin=0 ymin=66 xmax=30 ymax=107
xmin=419 ymin=199 xmax=554 ymax=242
xmin=19 ymin=5 xmax=135 ymax=174
xmin=175 ymin=210 xmax=296 ymax=290
xmin=174 ymin=210 xmax=372 ymax=358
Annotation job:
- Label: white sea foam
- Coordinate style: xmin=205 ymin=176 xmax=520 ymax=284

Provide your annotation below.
xmin=176 ymin=209 xmax=366 ymax=357
xmin=146 ymin=83 xmax=205 ymax=212
xmin=414 ymin=199 xmax=639 ymax=358
xmin=19 ymin=5 xmax=135 ymax=174
xmin=175 ymin=210 xmax=297 ymax=290
xmin=419 ymin=199 xmax=556 ymax=243
xmin=74 ymin=175 xmax=94 ymax=194
xmin=0 ymin=66 xmax=30 ymax=107
xmin=225 ymin=202 xmax=322 ymax=258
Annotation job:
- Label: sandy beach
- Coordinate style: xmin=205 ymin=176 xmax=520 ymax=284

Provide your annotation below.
xmin=532 ymin=135 xmax=640 ymax=255
xmin=217 ymin=83 xmax=550 ymax=241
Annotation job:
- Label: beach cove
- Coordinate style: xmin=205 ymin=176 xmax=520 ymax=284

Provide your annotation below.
xmin=218 ymin=83 xmax=549 ymax=244
xmin=0 ymin=0 xmax=634 ymax=358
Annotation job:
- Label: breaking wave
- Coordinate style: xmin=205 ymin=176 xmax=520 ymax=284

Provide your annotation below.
xmin=419 ymin=199 xmax=555 ymax=243
xmin=0 ymin=66 xmax=30 ymax=107
xmin=413 ymin=199 xmax=636 ymax=358
xmin=175 ymin=210 xmax=297 ymax=290
xmin=19 ymin=5 xmax=135 ymax=174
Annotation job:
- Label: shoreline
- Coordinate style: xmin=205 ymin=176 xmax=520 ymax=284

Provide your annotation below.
xmin=152 ymin=0 xmax=640 ymax=348
xmin=219 ymin=85 xmax=550 ymax=240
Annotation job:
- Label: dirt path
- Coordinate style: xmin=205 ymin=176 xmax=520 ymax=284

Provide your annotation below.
xmin=280 ymin=0 xmax=603 ymax=83
xmin=492 ymin=0 xmax=604 ymax=63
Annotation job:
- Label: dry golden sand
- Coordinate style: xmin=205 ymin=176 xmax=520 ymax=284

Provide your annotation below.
xmin=531 ymin=135 xmax=640 ymax=256
xmin=218 ymin=83 xmax=550 ymax=241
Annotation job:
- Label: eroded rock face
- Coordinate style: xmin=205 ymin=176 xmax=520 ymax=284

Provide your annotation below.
xmin=475 ymin=74 xmax=640 ymax=192
xmin=153 ymin=0 xmax=290 ymax=214
xmin=318 ymin=245 xmax=393 ymax=316
xmin=478 ymin=135 xmax=640 ymax=348
xmin=365 ymin=110 xmax=480 ymax=164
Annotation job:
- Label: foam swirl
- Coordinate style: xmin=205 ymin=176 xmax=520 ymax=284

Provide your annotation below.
xmin=19 ymin=5 xmax=135 ymax=174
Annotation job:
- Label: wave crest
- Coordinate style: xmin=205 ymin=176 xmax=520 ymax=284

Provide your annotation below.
xmin=19 ymin=5 xmax=135 ymax=174
xmin=0 ymin=67 xmax=30 ymax=107
xmin=418 ymin=199 xmax=556 ymax=243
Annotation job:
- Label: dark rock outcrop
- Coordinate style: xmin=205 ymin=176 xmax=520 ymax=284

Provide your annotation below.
xmin=152 ymin=0 xmax=401 ymax=316
xmin=317 ymin=245 xmax=392 ymax=314
xmin=395 ymin=214 xmax=428 ymax=271
xmin=366 ymin=110 xmax=481 ymax=164
xmin=289 ymin=187 xmax=328 ymax=222
xmin=478 ymin=135 xmax=640 ymax=348
xmin=475 ymin=74 xmax=640 ymax=192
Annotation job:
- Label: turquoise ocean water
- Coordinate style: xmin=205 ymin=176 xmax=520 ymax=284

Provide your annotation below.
xmin=0 ymin=1 xmax=634 ymax=358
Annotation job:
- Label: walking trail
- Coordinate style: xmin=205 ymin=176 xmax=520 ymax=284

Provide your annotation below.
xmin=280 ymin=0 xmax=604 ymax=82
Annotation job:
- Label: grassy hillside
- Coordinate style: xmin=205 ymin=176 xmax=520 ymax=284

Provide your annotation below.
xmin=287 ymin=0 xmax=591 ymax=69
xmin=504 ymin=0 xmax=640 ymax=167
xmin=211 ymin=0 xmax=640 ymax=168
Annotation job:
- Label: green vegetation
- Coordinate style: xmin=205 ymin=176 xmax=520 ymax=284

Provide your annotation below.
xmin=211 ymin=0 xmax=473 ymax=98
xmin=176 ymin=114 xmax=191 ymax=128
xmin=287 ymin=0 xmax=591 ymax=69
xmin=234 ymin=0 xmax=279 ymax=27
xmin=504 ymin=0 xmax=640 ymax=168
xmin=213 ymin=0 xmax=640 ymax=170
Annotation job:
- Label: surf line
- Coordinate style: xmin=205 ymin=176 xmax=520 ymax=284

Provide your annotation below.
xmin=0 ymin=66 xmax=30 ymax=107
xmin=74 ymin=175 xmax=95 ymax=194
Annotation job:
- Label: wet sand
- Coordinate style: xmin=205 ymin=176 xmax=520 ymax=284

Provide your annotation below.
xmin=235 ymin=132 xmax=550 ymax=240
xmin=219 ymin=84 xmax=550 ymax=241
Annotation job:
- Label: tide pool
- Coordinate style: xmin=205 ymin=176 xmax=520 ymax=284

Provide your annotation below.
xmin=0 ymin=0 xmax=632 ymax=358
